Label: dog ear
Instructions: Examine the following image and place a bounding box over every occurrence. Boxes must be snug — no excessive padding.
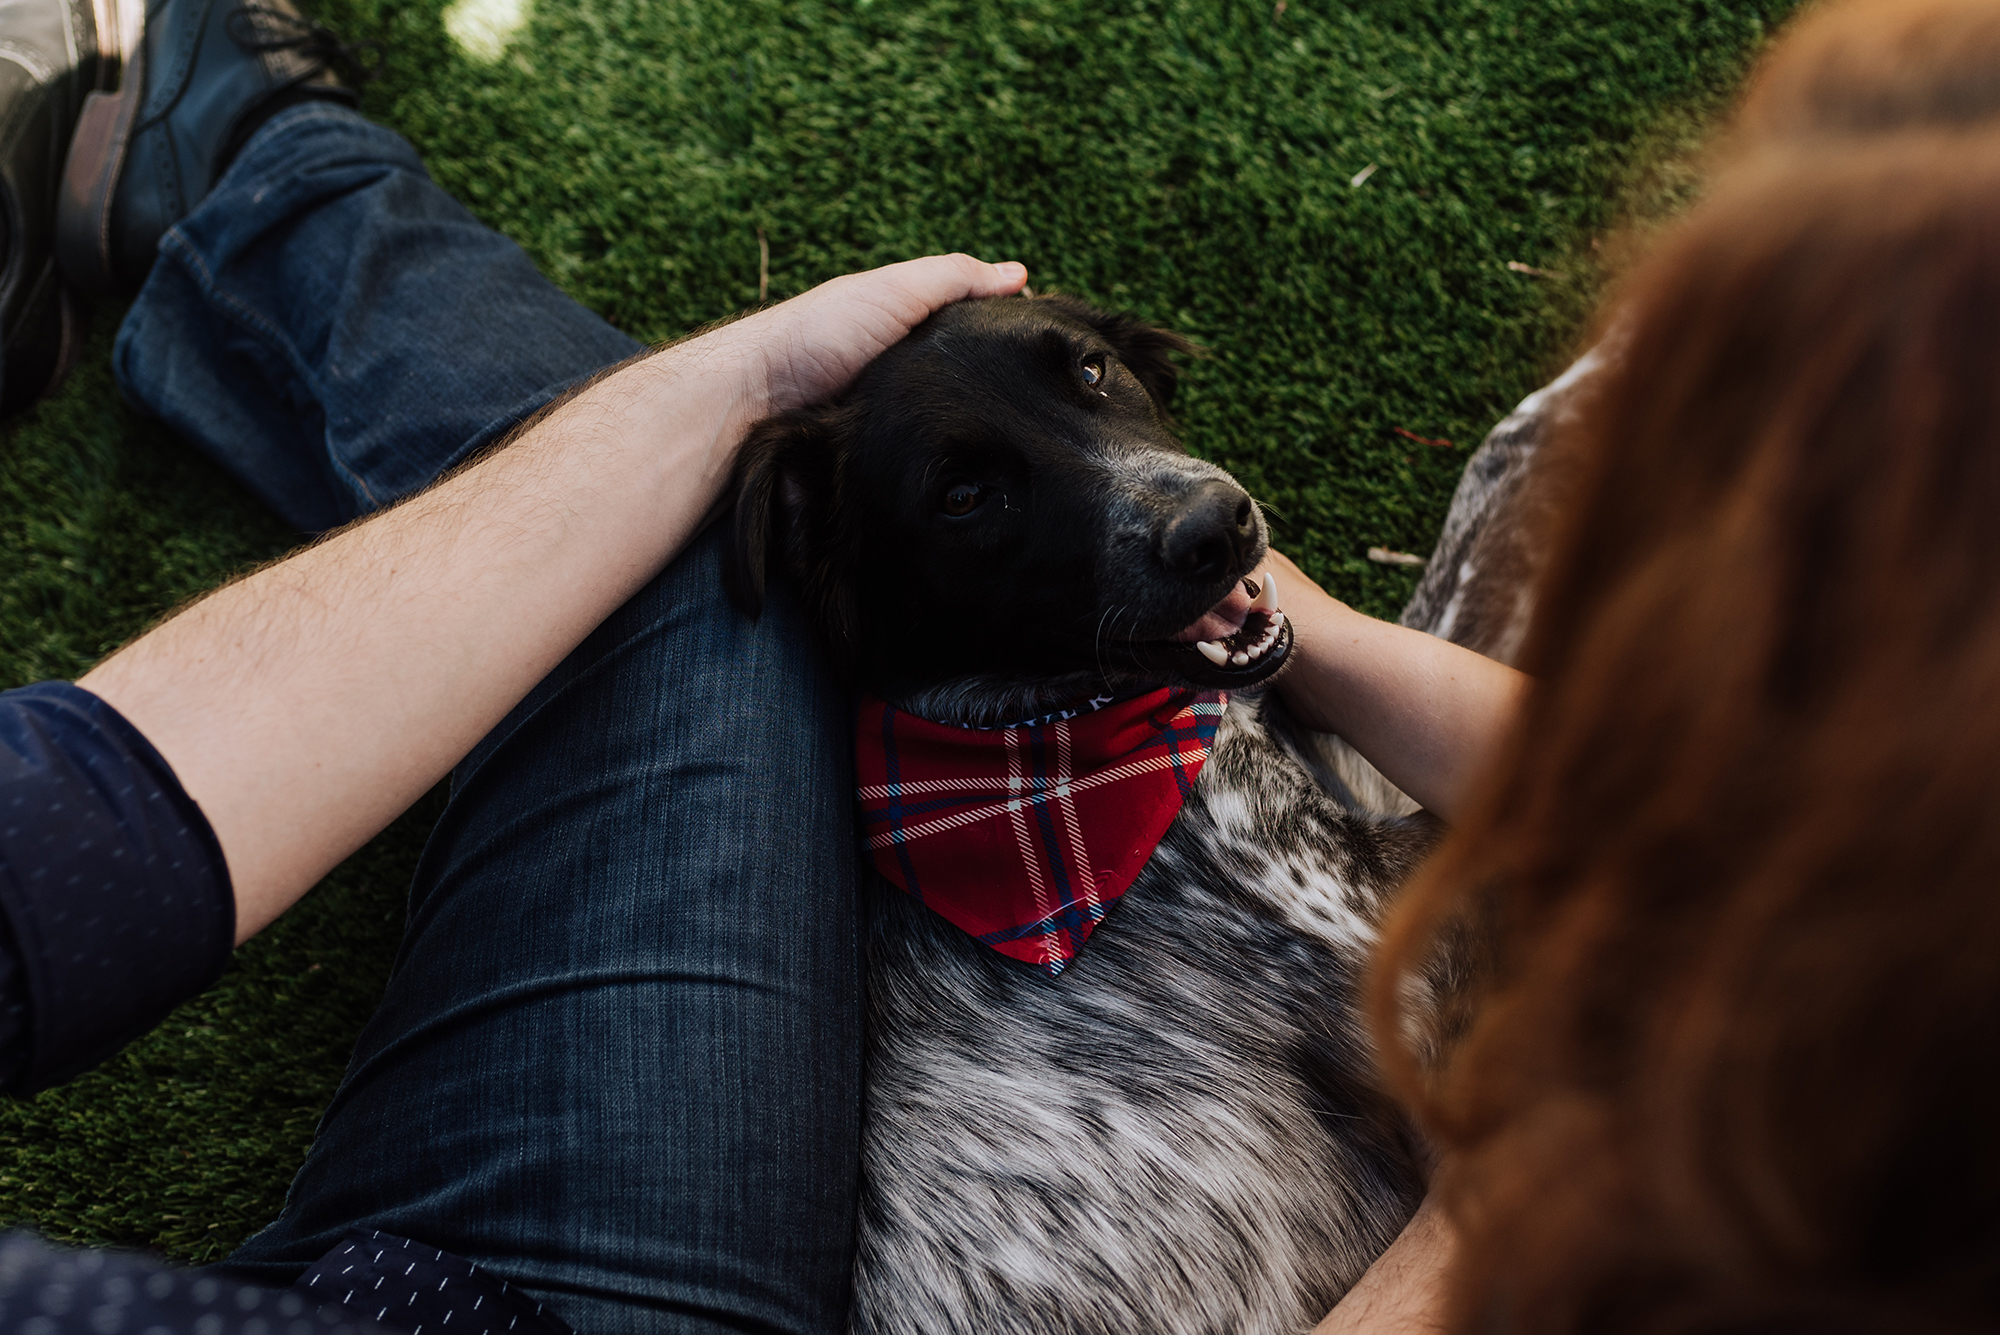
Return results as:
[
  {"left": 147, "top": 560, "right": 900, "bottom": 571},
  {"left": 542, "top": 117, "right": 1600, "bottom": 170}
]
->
[
  {"left": 721, "top": 408, "right": 864, "bottom": 681},
  {"left": 1040, "top": 294, "right": 1198, "bottom": 409},
  {"left": 722, "top": 410, "right": 826, "bottom": 620}
]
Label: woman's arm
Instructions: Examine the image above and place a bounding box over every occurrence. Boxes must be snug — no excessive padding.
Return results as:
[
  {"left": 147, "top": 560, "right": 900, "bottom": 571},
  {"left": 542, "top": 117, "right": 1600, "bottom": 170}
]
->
[
  {"left": 1314, "top": 1194, "right": 1456, "bottom": 1334},
  {"left": 1270, "top": 561, "right": 1495, "bottom": 1325},
  {"left": 79, "top": 255, "right": 1027, "bottom": 945},
  {"left": 1264, "top": 550, "right": 1528, "bottom": 823}
]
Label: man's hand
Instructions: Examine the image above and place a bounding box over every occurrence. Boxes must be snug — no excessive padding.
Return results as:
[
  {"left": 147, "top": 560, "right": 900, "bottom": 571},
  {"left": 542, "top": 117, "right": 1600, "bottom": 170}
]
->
[
  {"left": 728, "top": 254, "right": 1028, "bottom": 414},
  {"left": 80, "top": 255, "right": 1028, "bottom": 944}
]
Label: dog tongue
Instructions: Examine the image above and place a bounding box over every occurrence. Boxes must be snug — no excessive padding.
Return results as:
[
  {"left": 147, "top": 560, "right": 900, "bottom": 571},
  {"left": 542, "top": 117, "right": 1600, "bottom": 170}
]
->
[{"left": 1173, "top": 579, "right": 1255, "bottom": 644}]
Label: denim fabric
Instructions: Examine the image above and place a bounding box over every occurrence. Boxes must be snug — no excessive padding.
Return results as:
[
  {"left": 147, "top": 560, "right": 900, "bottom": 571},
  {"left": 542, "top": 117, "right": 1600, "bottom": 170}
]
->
[
  {"left": 116, "top": 103, "right": 864, "bottom": 1335},
  {"left": 116, "top": 102, "right": 644, "bottom": 533}
]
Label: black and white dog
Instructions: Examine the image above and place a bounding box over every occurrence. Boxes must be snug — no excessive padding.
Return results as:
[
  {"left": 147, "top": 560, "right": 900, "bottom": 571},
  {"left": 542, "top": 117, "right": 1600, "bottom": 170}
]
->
[{"left": 724, "top": 294, "right": 1547, "bottom": 1335}]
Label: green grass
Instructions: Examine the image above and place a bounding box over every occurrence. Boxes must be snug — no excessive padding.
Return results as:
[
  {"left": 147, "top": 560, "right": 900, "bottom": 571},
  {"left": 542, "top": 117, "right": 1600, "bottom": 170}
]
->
[{"left": 0, "top": 0, "right": 1796, "bottom": 1263}]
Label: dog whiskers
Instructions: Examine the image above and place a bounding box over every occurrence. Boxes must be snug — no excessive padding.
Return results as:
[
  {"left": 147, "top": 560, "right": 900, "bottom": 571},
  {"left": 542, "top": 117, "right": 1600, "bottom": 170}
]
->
[
  {"left": 1120, "top": 604, "right": 1148, "bottom": 675},
  {"left": 1094, "top": 603, "right": 1125, "bottom": 685}
]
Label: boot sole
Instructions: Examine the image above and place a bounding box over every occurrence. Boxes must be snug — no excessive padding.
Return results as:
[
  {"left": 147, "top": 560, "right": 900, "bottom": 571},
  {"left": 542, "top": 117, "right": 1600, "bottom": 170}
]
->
[
  {"left": 55, "top": 41, "right": 146, "bottom": 298},
  {"left": 1, "top": 272, "right": 82, "bottom": 420}
]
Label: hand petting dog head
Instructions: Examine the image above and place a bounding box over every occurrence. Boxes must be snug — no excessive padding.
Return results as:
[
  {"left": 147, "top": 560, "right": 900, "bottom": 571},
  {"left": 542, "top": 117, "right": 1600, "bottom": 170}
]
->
[{"left": 725, "top": 293, "right": 1290, "bottom": 721}]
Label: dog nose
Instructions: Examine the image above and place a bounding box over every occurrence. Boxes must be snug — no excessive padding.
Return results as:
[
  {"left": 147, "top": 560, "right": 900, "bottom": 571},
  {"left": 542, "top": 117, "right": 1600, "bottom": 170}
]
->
[{"left": 1158, "top": 479, "right": 1257, "bottom": 581}]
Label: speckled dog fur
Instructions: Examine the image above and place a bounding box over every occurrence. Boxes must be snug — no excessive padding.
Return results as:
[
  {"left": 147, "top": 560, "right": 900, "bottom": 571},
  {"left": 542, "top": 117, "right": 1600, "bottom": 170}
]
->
[{"left": 854, "top": 693, "right": 1437, "bottom": 1335}]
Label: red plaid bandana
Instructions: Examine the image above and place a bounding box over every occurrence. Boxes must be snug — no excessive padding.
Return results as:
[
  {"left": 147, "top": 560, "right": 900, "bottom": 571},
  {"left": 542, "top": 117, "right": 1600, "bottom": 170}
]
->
[{"left": 855, "top": 688, "right": 1226, "bottom": 976}]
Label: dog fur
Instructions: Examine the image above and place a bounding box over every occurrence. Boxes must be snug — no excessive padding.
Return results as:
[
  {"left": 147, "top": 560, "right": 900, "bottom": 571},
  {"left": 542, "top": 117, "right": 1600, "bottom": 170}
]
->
[{"left": 724, "top": 293, "right": 1533, "bottom": 1335}]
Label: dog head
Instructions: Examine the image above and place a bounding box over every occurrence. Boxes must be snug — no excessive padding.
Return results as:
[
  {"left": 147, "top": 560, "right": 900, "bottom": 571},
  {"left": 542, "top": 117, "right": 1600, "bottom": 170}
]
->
[{"left": 723, "top": 293, "right": 1293, "bottom": 723}]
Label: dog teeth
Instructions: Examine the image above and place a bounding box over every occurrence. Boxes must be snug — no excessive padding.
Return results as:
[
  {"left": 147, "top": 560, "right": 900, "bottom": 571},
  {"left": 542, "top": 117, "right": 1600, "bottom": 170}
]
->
[
  {"left": 1250, "top": 571, "right": 1280, "bottom": 612},
  {"left": 1192, "top": 602, "right": 1290, "bottom": 672},
  {"left": 1242, "top": 620, "right": 1284, "bottom": 662}
]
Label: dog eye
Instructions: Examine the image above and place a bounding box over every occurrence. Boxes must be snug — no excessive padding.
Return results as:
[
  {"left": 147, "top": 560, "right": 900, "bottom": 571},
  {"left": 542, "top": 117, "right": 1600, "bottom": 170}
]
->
[
  {"left": 1080, "top": 357, "right": 1106, "bottom": 388},
  {"left": 941, "top": 483, "right": 985, "bottom": 517}
]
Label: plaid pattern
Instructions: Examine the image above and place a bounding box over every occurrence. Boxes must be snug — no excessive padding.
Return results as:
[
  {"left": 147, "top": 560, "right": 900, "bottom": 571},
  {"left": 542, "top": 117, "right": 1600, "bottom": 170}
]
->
[{"left": 855, "top": 688, "right": 1226, "bottom": 976}]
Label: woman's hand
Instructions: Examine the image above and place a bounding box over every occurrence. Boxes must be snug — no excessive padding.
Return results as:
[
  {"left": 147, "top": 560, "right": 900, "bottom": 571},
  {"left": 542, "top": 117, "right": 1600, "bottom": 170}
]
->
[
  {"left": 1260, "top": 549, "right": 1359, "bottom": 734},
  {"left": 1258, "top": 548, "right": 1529, "bottom": 823}
]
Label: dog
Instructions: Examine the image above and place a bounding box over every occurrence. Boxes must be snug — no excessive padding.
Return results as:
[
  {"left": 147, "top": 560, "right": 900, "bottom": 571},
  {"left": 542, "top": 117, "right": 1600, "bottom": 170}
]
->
[{"left": 724, "top": 294, "right": 1460, "bottom": 1335}]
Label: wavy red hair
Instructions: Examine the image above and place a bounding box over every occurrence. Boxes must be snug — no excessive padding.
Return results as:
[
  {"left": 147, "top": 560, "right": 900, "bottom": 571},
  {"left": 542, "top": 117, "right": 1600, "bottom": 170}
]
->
[{"left": 1370, "top": 17, "right": 2000, "bottom": 1328}]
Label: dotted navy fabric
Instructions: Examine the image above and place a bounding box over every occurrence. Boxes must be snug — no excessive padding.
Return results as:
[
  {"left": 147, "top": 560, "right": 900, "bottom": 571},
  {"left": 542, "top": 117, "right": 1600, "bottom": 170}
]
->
[
  {"left": 0, "top": 683, "right": 234, "bottom": 1094},
  {"left": 0, "top": 1232, "right": 389, "bottom": 1335},
  {"left": 0, "top": 1229, "right": 572, "bottom": 1335},
  {"left": 294, "top": 1233, "right": 570, "bottom": 1335}
]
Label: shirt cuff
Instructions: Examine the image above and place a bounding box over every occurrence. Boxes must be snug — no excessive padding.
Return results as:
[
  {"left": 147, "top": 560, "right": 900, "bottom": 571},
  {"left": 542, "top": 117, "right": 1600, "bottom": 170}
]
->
[{"left": 0, "top": 682, "right": 235, "bottom": 1093}]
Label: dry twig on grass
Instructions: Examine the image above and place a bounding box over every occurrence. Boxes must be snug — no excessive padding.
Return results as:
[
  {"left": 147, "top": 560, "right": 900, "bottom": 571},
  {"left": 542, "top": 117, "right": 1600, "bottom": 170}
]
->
[{"left": 1368, "top": 547, "right": 1427, "bottom": 568}]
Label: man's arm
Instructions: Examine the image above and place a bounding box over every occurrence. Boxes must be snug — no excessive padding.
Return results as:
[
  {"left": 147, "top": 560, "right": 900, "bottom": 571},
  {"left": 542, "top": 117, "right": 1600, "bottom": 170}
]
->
[
  {"left": 1263, "top": 550, "right": 1528, "bottom": 823},
  {"left": 79, "top": 254, "right": 1028, "bottom": 945}
]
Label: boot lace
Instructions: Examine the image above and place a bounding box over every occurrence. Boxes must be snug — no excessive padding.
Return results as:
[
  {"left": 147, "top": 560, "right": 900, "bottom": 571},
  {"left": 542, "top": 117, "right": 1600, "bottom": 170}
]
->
[{"left": 224, "top": 5, "right": 383, "bottom": 85}]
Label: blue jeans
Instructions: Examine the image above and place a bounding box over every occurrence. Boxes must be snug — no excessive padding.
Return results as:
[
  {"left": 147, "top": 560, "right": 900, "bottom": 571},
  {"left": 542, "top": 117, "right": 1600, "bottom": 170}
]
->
[{"left": 117, "top": 103, "right": 864, "bottom": 1335}]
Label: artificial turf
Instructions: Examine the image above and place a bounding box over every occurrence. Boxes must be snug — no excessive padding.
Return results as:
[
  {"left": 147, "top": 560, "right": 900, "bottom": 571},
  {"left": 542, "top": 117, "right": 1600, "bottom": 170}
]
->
[{"left": 1, "top": 0, "right": 1798, "bottom": 1264}]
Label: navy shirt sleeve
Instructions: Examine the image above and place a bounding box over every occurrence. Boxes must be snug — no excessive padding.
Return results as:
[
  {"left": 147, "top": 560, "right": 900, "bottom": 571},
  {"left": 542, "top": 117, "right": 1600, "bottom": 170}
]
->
[
  {"left": 0, "top": 681, "right": 234, "bottom": 1094},
  {"left": 0, "top": 1228, "right": 572, "bottom": 1335},
  {"left": 0, "top": 1233, "right": 393, "bottom": 1335}
]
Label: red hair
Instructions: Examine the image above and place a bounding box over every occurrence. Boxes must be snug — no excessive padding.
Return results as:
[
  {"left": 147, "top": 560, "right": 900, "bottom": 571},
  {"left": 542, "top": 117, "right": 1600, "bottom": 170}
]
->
[
  {"left": 1370, "top": 67, "right": 2000, "bottom": 1335},
  {"left": 1732, "top": 0, "right": 2000, "bottom": 145}
]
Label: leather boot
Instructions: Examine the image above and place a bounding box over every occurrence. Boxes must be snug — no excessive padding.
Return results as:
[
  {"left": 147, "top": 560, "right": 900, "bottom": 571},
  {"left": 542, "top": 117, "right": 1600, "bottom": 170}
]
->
[
  {"left": 0, "top": 0, "right": 133, "bottom": 415},
  {"left": 56, "top": 0, "right": 363, "bottom": 298}
]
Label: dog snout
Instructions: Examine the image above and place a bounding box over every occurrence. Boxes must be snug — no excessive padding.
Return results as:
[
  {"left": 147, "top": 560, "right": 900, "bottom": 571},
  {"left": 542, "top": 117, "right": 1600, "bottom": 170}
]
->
[{"left": 1157, "top": 479, "right": 1257, "bottom": 582}]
